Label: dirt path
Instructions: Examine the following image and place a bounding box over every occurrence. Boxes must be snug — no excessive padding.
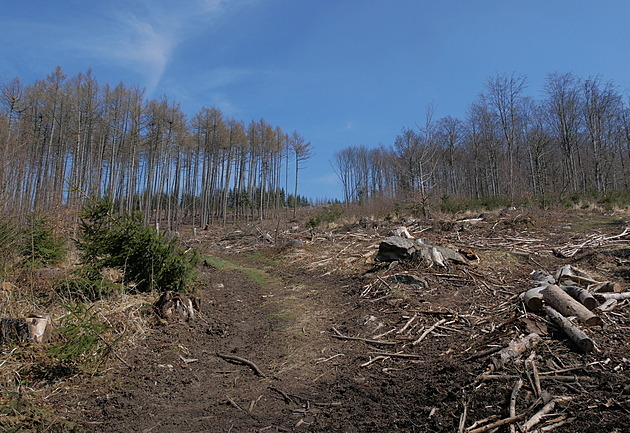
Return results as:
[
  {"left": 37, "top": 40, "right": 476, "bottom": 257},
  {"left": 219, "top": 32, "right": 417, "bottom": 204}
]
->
[{"left": 57, "top": 252, "right": 362, "bottom": 432}]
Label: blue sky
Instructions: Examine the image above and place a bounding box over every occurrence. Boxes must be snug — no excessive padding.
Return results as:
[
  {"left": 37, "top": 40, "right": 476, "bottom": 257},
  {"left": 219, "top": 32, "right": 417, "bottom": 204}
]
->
[{"left": 1, "top": 0, "right": 629, "bottom": 200}]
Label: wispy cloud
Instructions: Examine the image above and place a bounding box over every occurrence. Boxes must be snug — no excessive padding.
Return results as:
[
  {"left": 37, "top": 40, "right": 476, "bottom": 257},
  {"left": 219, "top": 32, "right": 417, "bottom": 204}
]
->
[
  {"left": 312, "top": 172, "right": 340, "bottom": 185},
  {"left": 81, "top": 0, "right": 253, "bottom": 93}
]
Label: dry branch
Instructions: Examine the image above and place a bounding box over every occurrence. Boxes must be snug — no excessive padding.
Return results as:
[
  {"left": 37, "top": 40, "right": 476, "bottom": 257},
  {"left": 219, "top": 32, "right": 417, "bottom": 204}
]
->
[
  {"left": 509, "top": 379, "right": 523, "bottom": 433},
  {"left": 552, "top": 226, "right": 629, "bottom": 257},
  {"left": 331, "top": 327, "right": 397, "bottom": 346},
  {"left": 467, "top": 414, "right": 525, "bottom": 433},
  {"left": 368, "top": 351, "right": 423, "bottom": 359},
  {"left": 522, "top": 398, "right": 570, "bottom": 431},
  {"left": 412, "top": 318, "right": 447, "bottom": 346},
  {"left": 593, "top": 292, "right": 630, "bottom": 301},
  {"left": 595, "top": 298, "right": 618, "bottom": 312}
]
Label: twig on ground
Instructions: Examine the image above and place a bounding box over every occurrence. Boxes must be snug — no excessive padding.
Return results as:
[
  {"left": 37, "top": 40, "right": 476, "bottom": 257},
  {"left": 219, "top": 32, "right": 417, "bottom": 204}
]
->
[
  {"left": 331, "top": 327, "right": 397, "bottom": 346},
  {"left": 509, "top": 379, "right": 523, "bottom": 433},
  {"left": 467, "top": 414, "right": 525, "bottom": 433},
  {"left": 216, "top": 353, "right": 266, "bottom": 377},
  {"left": 458, "top": 401, "right": 468, "bottom": 433},
  {"left": 412, "top": 318, "right": 447, "bottom": 346}
]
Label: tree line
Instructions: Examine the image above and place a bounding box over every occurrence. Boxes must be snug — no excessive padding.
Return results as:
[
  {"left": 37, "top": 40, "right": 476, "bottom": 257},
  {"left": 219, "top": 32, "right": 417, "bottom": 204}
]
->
[
  {"left": 333, "top": 73, "right": 630, "bottom": 206},
  {"left": 0, "top": 67, "right": 312, "bottom": 228}
]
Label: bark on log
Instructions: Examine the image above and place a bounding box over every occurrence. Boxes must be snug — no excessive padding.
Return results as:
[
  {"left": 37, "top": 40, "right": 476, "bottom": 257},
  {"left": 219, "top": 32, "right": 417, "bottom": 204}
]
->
[
  {"left": 561, "top": 285, "right": 598, "bottom": 310},
  {"left": 591, "top": 281, "right": 622, "bottom": 293},
  {"left": 523, "top": 285, "right": 547, "bottom": 311},
  {"left": 595, "top": 298, "right": 617, "bottom": 312},
  {"left": 543, "top": 306, "right": 594, "bottom": 353},
  {"left": 531, "top": 270, "right": 555, "bottom": 285},
  {"left": 492, "top": 333, "right": 541, "bottom": 369},
  {"left": 543, "top": 284, "right": 603, "bottom": 327}
]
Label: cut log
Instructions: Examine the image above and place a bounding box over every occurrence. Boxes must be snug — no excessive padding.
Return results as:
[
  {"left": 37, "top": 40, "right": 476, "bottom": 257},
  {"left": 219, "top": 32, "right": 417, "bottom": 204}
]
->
[
  {"left": 561, "top": 285, "right": 598, "bottom": 310},
  {"left": 523, "top": 285, "right": 547, "bottom": 311},
  {"left": 492, "top": 333, "right": 541, "bottom": 369},
  {"left": 543, "top": 284, "right": 603, "bottom": 327},
  {"left": 591, "top": 282, "right": 622, "bottom": 293},
  {"left": 543, "top": 306, "right": 594, "bottom": 353}
]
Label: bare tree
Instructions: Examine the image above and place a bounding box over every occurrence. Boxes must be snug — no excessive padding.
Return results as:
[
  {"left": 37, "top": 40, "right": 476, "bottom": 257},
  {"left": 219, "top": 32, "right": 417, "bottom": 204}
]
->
[
  {"left": 289, "top": 131, "right": 312, "bottom": 217},
  {"left": 544, "top": 72, "right": 583, "bottom": 193},
  {"left": 485, "top": 73, "right": 527, "bottom": 200}
]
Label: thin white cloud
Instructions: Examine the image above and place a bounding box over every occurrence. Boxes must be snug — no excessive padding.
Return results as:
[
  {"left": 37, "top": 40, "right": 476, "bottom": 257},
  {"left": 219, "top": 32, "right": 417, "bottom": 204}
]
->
[
  {"left": 202, "top": 67, "right": 252, "bottom": 89},
  {"left": 81, "top": 0, "right": 255, "bottom": 94},
  {"left": 312, "top": 172, "right": 340, "bottom": 185},
  {"left": 100, "top": 12, "right": 175, "bottom": 92}
]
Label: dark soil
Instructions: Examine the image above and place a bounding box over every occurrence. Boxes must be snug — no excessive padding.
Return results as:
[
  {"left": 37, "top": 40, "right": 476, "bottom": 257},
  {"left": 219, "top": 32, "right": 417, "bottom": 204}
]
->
[{"left": 44, "top": 208, "right": 630, "bottom": 432}]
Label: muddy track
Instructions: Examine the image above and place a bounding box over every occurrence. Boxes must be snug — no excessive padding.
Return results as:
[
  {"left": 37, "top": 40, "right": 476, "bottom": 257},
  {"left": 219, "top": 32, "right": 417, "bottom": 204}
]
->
[{"left": 57, "top": 252, "right": 363, "bottom": 432}]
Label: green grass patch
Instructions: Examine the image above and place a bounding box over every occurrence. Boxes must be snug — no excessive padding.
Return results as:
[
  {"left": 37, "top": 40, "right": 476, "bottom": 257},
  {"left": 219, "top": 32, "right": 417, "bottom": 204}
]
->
[
  {"left": 203, "top": 255, "right": 270, "bottom": 285},
  {"left": 246, "top": 250, "right": 281, "bottom": 266}
]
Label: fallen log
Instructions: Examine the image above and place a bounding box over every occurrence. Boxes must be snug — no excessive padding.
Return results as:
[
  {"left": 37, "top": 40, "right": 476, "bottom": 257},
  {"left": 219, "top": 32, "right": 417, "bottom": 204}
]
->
[
  {"left": 543, "top": 284, "right": 603, "bottom": 327},
  {"left": 561, "top": 285, "right": 598, "bottom": 310},
  {"left": 492, "top": 333, "right": 540, "bottom": 370},
  {"left": 543, "top": 306, "right": 594, "bottom": 353},
  {"left": 593, "top": 292, "right": 630, "bottom": 301}
]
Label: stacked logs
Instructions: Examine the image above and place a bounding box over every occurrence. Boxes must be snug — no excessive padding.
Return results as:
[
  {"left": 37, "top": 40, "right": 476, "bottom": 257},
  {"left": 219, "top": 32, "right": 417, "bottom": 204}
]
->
[{"left": 522, "top": 265, "right": 627, "bottom": 352}]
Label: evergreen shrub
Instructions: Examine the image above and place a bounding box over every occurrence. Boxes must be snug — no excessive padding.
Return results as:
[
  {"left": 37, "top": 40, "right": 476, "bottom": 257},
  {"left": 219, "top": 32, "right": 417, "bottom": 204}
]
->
[{"left": 77, "top": 198, "right": 199, "bottom": 293}]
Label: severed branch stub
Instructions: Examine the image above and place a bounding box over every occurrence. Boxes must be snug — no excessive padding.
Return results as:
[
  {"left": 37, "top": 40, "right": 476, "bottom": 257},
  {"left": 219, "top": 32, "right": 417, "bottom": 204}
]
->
[{"left": 216, "top": 353, "right": 266, "bottom": 377}]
